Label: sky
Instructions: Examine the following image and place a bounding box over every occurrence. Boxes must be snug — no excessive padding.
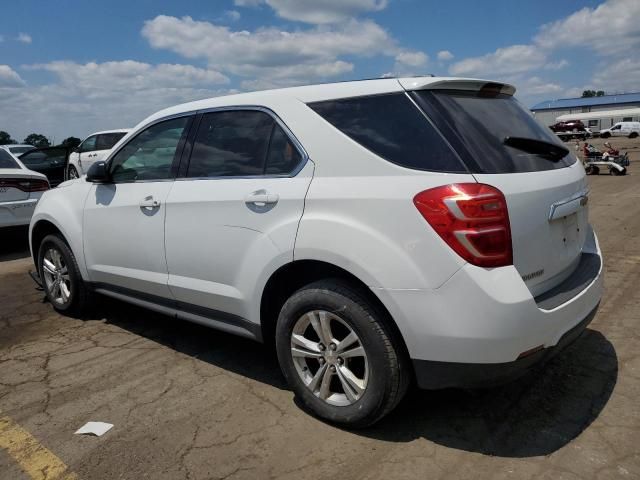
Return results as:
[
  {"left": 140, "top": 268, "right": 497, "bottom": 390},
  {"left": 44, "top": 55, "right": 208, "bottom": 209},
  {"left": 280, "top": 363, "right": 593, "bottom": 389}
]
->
[{"left": 1, "top": 0, "right": 639, "bottom": 143}]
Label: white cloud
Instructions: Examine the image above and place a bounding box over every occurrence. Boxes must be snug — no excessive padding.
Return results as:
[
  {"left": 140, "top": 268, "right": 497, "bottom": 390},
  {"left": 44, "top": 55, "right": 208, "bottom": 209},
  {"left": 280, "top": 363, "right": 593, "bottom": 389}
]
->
[
  {"left": 0, "top": 65, "right": 26, "bottom": 87},
  {"left": 0, "top": 61, "right": 233, "bottom": 142},
  {"left": 437, "top": 50, "right": 454, "bottom": 61},
  {"left": 592, "top": 58, "right": 640, "bottom": 92},
  {"left": 223, "top": 10, "right": 241, "bottom": 22},
  {"left": 535, "top": 0, "right": 640, "bottom": 54},
  {"left": 449, "top": 44, "right": 547, "bottom": 76},
  {"left": 142, "top": 15, "right": 426, "bottom": 85},
  {"left": 16, "top": 33, "right": 32, "bottom": 44},
  {"left": 543, "top": 59, "right": 569, "bottom": 70},
  {"left": 269, "top": 0, "right": 387, "bottom": 24},
  {"left": 395, "top": 51, "right": 427, "bottom": 67},
  {"left": 234, "top": 0, "right": 263, "bottom": 6}
]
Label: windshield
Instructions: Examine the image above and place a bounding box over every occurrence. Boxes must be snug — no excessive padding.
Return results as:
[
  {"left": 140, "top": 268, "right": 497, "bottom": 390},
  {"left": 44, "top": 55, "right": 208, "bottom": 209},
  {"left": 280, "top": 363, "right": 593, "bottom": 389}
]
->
[
  {"left": 412, "top": 90, "right": 577, "bottom": 174},
  {"left": 0, "top": 149, "right": 20, "bottom": 169}
]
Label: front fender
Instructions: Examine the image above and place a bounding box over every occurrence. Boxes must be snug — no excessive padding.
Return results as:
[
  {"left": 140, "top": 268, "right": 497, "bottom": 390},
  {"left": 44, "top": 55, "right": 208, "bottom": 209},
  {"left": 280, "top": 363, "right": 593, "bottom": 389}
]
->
[{"left": 29, "top": 181, "right": 92, "bottom": 280}]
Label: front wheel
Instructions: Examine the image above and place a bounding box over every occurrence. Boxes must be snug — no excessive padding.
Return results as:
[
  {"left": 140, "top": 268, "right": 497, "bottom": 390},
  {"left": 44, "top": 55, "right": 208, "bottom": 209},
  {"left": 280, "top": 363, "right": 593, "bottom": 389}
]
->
[
  {"left": 276, "top": 280, "right": 410, "bottom": 428},
  {"left": 38, "top": 234, "right": 91, "bottom": 315},
  {"left": 610, "top": 167, "right": 626, "bottom": 176},
  {"left": 585, "top": 165, "right": 600, "bottom": 175},
  {"left": 629, "top": 132, "right": 638, "bottom": 139},
  {"left": 601, "top": 132, "right": 611, "bottom": 138},
  {"left": 67, "top": 165, "right": 79, "bottom": 180}
]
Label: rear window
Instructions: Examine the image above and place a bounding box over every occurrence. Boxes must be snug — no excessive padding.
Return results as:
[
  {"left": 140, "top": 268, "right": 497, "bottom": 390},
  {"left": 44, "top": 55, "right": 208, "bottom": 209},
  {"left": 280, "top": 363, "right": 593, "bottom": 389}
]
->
[
  {"left": 412, "top": 90, "right": 577, "bottom": 173},
  {"left": 9, "top": 146, "right": 34, "bottom": 155},
  {"left": 308, "top": 93, "right": 466, "bottom": 173},
  {"left": 0, "top": 149, "right": 19, "bottom": 169}
]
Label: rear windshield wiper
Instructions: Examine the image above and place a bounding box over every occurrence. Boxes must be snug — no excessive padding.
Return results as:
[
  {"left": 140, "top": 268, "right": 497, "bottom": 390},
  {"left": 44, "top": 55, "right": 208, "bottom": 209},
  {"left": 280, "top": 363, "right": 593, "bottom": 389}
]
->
[{"left": 503, "top": 136, "right": 569, "bottom": 161}]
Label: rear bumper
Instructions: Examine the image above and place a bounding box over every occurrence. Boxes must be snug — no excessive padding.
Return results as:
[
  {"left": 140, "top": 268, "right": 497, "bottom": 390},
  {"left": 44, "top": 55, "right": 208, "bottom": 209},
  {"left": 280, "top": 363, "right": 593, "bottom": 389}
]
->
[
  {"left": 0, "top": 198, "right": 38, "bottom": 228},
  {"left": 412, "top": 302, "right": 598, "bottom": 389},
  {"left": 374, "top": 225, "right": 604, "bottom": 381}
]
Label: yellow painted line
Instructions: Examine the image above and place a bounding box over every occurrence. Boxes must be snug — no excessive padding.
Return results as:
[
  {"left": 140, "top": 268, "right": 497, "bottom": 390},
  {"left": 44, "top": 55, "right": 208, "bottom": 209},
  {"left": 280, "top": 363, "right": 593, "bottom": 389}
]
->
[{"left": 0, "top": 413, "right": 78, "bottom": 480}]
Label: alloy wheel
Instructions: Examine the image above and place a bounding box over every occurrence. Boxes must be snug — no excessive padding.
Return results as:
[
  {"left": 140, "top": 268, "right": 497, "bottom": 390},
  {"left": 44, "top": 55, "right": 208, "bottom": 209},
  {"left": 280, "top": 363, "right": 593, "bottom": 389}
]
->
[
  {"left": 290, "top": 310, "right": 369, "bottom": 406},
  {"left": 42, "top": 247, "right": 71, "bottom": 305}
]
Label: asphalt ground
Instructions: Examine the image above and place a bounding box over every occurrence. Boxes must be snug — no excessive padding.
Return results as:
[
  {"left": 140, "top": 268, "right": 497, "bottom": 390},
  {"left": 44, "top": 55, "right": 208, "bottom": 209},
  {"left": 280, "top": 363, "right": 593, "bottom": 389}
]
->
[{"left": 1, "top": 138, "right": 639, "bottom": 479}]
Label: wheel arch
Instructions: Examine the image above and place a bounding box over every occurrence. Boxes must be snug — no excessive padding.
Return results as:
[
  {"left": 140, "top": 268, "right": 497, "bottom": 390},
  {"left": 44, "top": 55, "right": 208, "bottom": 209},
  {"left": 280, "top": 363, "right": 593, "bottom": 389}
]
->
[
  {"left": 259, "top": 259, "right": 412, "bottom": 365},
  {"left": 30, "top": 219, "right": 66, "bottom": 267}
]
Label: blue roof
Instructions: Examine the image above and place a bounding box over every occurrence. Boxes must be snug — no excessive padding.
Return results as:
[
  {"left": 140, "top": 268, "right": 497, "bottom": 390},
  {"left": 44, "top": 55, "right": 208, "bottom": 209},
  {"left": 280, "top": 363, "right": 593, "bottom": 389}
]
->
[{"left": 530, "top": 92, "right": 640, "bottom": 111}]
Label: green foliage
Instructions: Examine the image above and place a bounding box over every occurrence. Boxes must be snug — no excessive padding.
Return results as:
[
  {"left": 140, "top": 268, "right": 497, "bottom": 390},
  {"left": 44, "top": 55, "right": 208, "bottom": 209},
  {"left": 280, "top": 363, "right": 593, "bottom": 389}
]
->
[
  {"left": 582, "top": 90, "right": 606, "bottom": 98},
  {"left": 23, "top": 133, "right": 51, "bottom": 148},
  {"left": 0, "top": 131, "right": 17, "bottom": 145},
  {"left": 61, "top": 136, "right": 82, "bottom": 149}
]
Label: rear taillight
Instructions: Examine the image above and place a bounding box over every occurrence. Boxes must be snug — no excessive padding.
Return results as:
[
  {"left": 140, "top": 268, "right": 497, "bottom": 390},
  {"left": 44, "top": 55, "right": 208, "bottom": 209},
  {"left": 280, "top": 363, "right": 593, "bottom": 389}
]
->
[
  {"left": 0, "top": 178, "right": 50, "bottom": 192},
  {"left": 413, "top": 183, "right": 512, "bottom": 268}
]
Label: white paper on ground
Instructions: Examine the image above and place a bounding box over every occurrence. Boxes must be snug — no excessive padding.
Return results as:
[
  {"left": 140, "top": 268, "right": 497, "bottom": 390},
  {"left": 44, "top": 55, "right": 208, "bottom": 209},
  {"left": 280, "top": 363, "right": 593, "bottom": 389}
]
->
[{"left": 74, "top": 421, "right": 113, "bottom": 437}]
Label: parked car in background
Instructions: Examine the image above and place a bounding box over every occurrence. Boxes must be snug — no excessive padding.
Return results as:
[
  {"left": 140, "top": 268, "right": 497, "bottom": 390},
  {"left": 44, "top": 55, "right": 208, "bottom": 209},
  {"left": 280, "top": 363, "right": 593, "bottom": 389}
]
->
[
  {"left": 599, "top": 121, "right": 640, "bottom": 138},
  {"left": 0, "top": 148, "right": 49, "bottom": 228},
  {"left": 18, "top": 146, "right": 69, "bottom": 187},
  {"left": 550, "top": 120, "right": 586, "bottom": 133},
  {"left": 67, "top": 129, "right": 130, "bottom": 179},
  {"left": 2, "top": 144, "right": 35, "bottom": 156},
  {"left": 30, "top": 77, "right": 602, "bottom": 427}
]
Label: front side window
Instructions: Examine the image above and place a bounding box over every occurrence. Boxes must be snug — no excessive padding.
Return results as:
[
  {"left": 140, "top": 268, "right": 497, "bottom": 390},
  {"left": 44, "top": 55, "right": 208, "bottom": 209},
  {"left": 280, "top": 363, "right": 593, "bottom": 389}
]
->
[
  {"left": 309, "top": 93, "right": 465, "bottom": 173},
  {"left": 109, "top": 117, "right": 190, "bottom": 182},
  {"left": 80, "top": 135, "right": 97, "bottom": 153},
  {"left": 187, "top": 110, "right": 302, "bottom": 178},
  {"left": 96, "top": 132, "right": 127, "bottom": 151}
]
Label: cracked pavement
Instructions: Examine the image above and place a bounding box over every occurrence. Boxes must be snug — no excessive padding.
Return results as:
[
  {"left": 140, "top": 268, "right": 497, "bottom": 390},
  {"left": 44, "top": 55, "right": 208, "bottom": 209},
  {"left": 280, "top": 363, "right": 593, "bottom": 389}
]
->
[{"left": 1, "top": 137, "right": 639, "bottom": 479}]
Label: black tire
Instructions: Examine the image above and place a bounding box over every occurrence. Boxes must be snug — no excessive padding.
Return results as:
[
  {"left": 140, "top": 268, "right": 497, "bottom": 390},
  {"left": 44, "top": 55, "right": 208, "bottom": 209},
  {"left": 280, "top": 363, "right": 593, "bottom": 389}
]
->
[
  {"left": 601, "top": 132, "right": 611, "bottom": 138},
  {"left": 67, "top": 165, "right": 79, "bottom": 180},
  {"left": 610, "top": 167, "right": 626, "bottom": 176},
  {"left": 38, "top": 234, "right": 91, "bottom": 315},
  {"left": 585, "top": 165, "right": 599, "bottom": 175},
  {"left": 629, "top": 132, "right": 638, "bottom": 139},
  {"left": 275, "top": 279, "right": 410, "bottom": 428}
]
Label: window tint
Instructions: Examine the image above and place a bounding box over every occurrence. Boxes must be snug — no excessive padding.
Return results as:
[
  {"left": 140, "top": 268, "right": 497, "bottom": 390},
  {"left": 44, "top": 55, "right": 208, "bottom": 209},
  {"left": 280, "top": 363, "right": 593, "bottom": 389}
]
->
[
  {"left": 588, "top": 120, "right": 598, "bottom": 127},
  {"left": 622, "top": 117, "right": 633, "bottom": 122},
  {"left": 309, "top": 93, "right": 465, "bottom": 173},
  {"left": 96, "top": 132, "right": 127, "bottom": 151},
  {"left": 188, "top": 111, "right": 275, "bottom": 178},
  {"left": 413, "top": 90, "right": 578, "bottom": 173},
  {"left": 9, "top": 146, "right": 34, "bottom": 155},
  {"left": 80, "top": 135, "right": 97, "bottom": 153},
  {"left": 0, "top": 149, "right": 19, "bottom": 169},
  {"left": 109, "top": 117, "right": 190, "bottom": 182},
  {"left": 265, "top": 124, "right": 302, "bottom": 174},
  {"left": 20, "top": 148, "right": 66, "bottom": 168}
]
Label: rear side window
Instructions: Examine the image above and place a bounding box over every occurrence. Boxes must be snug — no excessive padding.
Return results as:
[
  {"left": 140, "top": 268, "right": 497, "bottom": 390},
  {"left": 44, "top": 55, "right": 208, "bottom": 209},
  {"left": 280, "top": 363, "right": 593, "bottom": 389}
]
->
[
  {"left": 187, "top": 110, "right": 303, "bottom": 178},
  {"left": 0, "top": 149, "right": 19, "bottom": 169},
  {"left": 413, "top": 90, "right": 577, "bottom": 173},
  {"left": 308, "top": 93, "right": 466, "bottom": 173},
  {"left": 96, "top": 132, "right": 127, "bottom": 150}
]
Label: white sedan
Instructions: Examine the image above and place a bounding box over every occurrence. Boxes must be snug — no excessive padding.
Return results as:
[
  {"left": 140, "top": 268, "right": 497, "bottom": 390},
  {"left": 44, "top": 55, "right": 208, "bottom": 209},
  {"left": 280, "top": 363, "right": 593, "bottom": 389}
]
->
[{"left": 0, "top": 148, "right": 49, "bottom": 228}]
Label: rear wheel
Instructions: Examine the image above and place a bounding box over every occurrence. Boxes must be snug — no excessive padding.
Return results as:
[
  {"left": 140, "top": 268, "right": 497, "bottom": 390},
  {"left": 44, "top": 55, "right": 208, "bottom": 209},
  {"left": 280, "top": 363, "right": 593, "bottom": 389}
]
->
[
  {"left": 585, "top": 165, "right": 599, "bottom": 175},
  {"left": 276, "top": 280, "right": 409, "bottom": 428},
  {"left": 38, "top": 234, "right": 90, "bottom": 315},
  {"left": 67, "top": 165, "right": 79, "bottom": 180}
]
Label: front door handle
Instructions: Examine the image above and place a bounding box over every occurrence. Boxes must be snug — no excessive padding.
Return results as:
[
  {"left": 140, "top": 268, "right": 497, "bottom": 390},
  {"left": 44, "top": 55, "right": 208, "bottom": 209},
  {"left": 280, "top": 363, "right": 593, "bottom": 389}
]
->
[
  {"left": 245, "top": 191, "right": 279, "bottom": 206},
  {"left": 140, "top": 196, "right": 161, "bottom": 209}
]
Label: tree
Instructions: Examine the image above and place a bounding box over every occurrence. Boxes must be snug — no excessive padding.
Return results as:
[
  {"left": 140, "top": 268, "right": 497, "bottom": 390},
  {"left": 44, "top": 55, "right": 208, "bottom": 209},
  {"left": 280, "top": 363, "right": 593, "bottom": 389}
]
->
[
  {"left": 0, "top": 131, "right": 17, "bottom": 145},
  {"left": 61, "top": 136, "right": 82, "bottom": 149},
  {"left": 23, "top": 133, "right": 50, "bottom": 148},
  {"left": 582, "top": 89, "right": 606, "bottom": 98}
]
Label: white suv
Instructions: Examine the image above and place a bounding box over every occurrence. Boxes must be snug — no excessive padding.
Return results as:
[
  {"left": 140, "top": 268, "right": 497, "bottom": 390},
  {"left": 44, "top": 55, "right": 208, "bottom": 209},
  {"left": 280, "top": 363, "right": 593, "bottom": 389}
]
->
[
  {"left": 67, "top": 129, "right": 130, "bottom": 179},
  {"left": 30, "top": 77, "right": 603, "bottom": 427}
]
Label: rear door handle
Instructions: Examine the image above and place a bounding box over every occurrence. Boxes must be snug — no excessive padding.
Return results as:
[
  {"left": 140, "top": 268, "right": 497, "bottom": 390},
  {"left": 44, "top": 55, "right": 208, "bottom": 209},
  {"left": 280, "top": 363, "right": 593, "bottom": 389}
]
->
[
  {"left": 140, "top": 196, "right": 161, "bottom": 208},
  {"left": 245, "top": 191, "right": 279, "bottom": 205}
]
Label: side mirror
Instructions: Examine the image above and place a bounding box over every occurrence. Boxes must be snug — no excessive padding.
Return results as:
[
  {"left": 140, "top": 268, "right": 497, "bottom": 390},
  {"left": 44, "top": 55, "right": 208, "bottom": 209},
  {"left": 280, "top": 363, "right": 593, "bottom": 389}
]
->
[{"left": 86, "top": 161, "right": 110, "bottom": 183}]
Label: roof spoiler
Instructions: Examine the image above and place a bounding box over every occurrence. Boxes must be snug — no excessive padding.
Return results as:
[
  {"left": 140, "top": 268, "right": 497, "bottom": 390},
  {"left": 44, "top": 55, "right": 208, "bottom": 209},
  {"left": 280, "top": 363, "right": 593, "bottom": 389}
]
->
[{"left": 398, "top": 77, "right": 516, "bottom": 96}]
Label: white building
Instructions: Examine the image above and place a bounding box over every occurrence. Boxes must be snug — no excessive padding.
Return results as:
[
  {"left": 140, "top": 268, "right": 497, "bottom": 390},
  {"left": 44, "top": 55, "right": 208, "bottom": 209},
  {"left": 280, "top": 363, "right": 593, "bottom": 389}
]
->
[{"left": 531, "top": 92, "right": 640, "bottom": 131}]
